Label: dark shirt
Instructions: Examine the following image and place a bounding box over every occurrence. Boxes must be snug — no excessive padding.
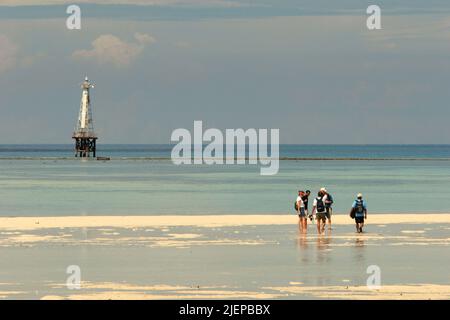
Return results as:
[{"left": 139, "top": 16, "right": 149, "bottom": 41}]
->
[
  {"left": 325, "top": 194, "right": 333, "bottom": 208},
  {"left": 301, "top": 195, "right": 309, "bottom": 210}
]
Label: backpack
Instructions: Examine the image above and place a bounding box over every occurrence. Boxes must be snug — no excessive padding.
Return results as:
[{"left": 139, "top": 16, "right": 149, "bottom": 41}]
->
[
  {"left": 294, "top": 201, "right": 299, "bottom": 211},
  {"left": 316, "top": 197, "right": 325, "bottom": 213},
  {"left": 355, "top": 199, "right": 365, "bottom": 214}
]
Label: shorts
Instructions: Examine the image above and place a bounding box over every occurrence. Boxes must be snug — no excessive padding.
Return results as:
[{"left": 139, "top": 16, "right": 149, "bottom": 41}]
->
[
  {"left": 298, "top": 207, "right": 306, "bottom": 218},
  {"left": 325, "top": 207, "right": 332, "bottom": 219},
  {"left": 316, "top": 212, "right": 327, "bottom": 221},
  {"left": 355, "top": 216, "right": 365, "bottom": 224}
]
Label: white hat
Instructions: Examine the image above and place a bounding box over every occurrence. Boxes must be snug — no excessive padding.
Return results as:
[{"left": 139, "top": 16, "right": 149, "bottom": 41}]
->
[
  {"left": 320, "top": 187, "right": 327, "bottom": 193},
  {"left": 357, "top": 193, "right": 363, "bottom": 198}
]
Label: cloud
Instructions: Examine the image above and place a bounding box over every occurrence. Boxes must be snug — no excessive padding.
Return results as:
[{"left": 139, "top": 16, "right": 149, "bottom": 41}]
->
[
  {"left": 71, "top": 33, "right": 155, "bottom": 67},
  {"left": 133, "top": 32, "right": 155, "bottom": 45},
  {"left": 0, "top": 35, "right": 18, "bottom": 73}
]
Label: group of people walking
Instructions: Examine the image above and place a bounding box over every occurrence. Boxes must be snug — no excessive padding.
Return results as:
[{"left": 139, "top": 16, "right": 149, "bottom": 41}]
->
[{"left": 295, "top": 188, "right": 367, "bottom": 234}]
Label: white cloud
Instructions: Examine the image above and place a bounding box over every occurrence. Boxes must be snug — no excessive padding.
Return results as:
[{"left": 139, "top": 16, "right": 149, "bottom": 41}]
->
[
  {"left": 134, "top": 32, "right": 155, "bottom": 45},
  {"left": 0, "top": 35, "right": 18, "bottom": 73},
  {"left": 72, "top": 33, "right": 155, "bottom": 67}
]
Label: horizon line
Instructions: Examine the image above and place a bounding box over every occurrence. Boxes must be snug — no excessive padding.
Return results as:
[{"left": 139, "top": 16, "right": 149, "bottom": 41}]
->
[{"left": 0, "top": 143, "right": 450, "bottom": 146}]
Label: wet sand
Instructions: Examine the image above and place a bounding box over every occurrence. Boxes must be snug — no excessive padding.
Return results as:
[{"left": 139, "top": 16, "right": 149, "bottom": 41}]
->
[
  {"left": 39, "top": 284, "right": 450, "bottom": 300},
  {"left": 0, "top": 213, "right": 449, "bottom": 300}
]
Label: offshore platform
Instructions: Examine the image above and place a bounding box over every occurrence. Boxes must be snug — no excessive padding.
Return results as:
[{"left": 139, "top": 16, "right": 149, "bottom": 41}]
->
[{"left": 72, "top": 77, "right": 97, "bottom": 157}]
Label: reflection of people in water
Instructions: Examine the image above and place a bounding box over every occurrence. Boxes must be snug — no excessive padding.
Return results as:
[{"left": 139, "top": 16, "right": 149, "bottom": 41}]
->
[
  {"left": 295, "top": 230, "right": 311, "bottom": 264},
  {"left": 352, "top": 237, "right": 366, "bottom": 264},
  {"left": 316, "top": 233, "right": 332, "bottom": 250},
  {"left": 296, "top": 231, "right": 308, "bottom": 250},
  {"left": 355, "top": 237, "right": 365, "bottom": 247},
  {"left": 316, "top": 233, "right": 332, "bottom": 264}
]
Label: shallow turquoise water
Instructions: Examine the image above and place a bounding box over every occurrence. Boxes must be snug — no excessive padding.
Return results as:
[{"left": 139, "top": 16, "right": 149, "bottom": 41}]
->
[{"left": 0, "top": 159, "right": 449, "bottom": 216}]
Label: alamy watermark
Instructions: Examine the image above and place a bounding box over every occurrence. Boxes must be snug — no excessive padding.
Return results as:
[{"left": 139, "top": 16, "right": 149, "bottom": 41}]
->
[
  {"left": 171, "top": 121, "right": 279, "bottom": 175},
  {"left": 366, "top": 264, "right": 381, "bottom": 289},
  {"left": 65, "top": 5, "right": 381, "bottom": 32},
  {"left": 66, "top": 265, "right": 81, "bottom": 290},
  {"left": 367, "top": 5, "right": 382, "bottom": 30},
  {"left": 66, "top": 5, "right": 81, "bottom": 30}
]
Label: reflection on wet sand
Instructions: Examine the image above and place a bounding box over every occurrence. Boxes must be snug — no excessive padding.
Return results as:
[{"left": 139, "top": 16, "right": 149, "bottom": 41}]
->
[
  {"left": 296, "top": 232, "right": 308, "bottom": 250},
  {"left": 316, "top": 234, "right": 332, "bottom": 251},
  {"left": 316, "top": 233, "right": 332, "bottom": 264},
  {"left": 0, "top": 216, "right": 449, "bottom": 299},
  {"left": 315, "top": 234, "right": 332, "bottom": 286},
  {"left": 352, "top": 236, "right": 366, "bottom": 265},
  {"left": 355, "top": 237, "right": 365, "bottom": 248}
]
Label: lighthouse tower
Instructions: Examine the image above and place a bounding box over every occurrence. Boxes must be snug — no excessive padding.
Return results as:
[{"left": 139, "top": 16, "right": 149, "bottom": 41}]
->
[{"left": 72, "top": 77, "right": 97, "bottom": 157}]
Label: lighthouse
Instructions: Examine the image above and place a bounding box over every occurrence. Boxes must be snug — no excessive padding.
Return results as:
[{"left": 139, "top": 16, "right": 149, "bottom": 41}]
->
[{"left": 72, "top": 76, "right": 97, "bottom": 157}]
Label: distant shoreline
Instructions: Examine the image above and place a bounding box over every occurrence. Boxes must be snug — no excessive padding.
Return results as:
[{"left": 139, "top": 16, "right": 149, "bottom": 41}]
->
[{"left": 2, "top": 144, "right": 450, "bottom": 160}]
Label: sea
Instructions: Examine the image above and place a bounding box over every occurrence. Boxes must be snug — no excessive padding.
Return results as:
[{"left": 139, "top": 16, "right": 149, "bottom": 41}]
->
[
  {"left": 0, "top": 144, "right": 449, "bottom": 216},
  {"left": 1, "top": 144, "right": 449, "bottom": 299}
]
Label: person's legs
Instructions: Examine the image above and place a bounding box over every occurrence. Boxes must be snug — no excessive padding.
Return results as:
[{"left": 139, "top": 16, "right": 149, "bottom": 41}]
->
[
  {"left": 316, "top": 214, "right": 324, "bottom": 234},
  {"left": 299, "top": 208, "right": 306, "bottom": 231},
  {"left": 302, "top": 217, "right": 307, "bottom": 231},
  {"left": 317, "top": 213, "right": 326, "bottom": 234},
  {"left": 316, "top": 217, "right": 321, "bottom": 234},
  {"left": 327, "top": 207, "right": 332, "bottom": 230},
  {"left": 321, "top": 218, "right": 326, "bottom": 234},
  {"left": 304, "top": 209, "right": 309, "bottom": 227},
  {"left": 355, "top": 217, "right": 364, "bottom": 233}
]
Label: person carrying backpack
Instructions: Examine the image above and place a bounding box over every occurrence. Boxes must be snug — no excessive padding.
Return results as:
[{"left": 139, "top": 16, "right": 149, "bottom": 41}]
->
[
  {"left": 351, "top": 193, "right": 367, "bottom": 233},
  {"left": 312, "top": 190, "right": 327, "bottom": 234},
  {"left": 321, "top": 187, "right": 334, "bottom": 230}
]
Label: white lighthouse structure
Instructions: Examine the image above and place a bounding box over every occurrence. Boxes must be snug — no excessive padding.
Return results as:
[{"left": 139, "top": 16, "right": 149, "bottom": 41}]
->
[{"left": 72, "top": 76, "right": 97, "bottom": 157}]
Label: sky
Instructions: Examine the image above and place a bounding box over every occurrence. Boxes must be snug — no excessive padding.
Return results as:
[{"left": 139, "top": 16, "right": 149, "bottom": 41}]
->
[{"left": 1, "top": 1, "right": 450, "bottom": 144}]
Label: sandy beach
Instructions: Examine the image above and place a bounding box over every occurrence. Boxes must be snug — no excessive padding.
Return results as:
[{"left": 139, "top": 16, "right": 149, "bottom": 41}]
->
[
  {"left": 1, "top": 213, "right": 449, "bottom": 231},
  {"left": 0, "top": 213, "right": 449, "bottom": 300}
]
